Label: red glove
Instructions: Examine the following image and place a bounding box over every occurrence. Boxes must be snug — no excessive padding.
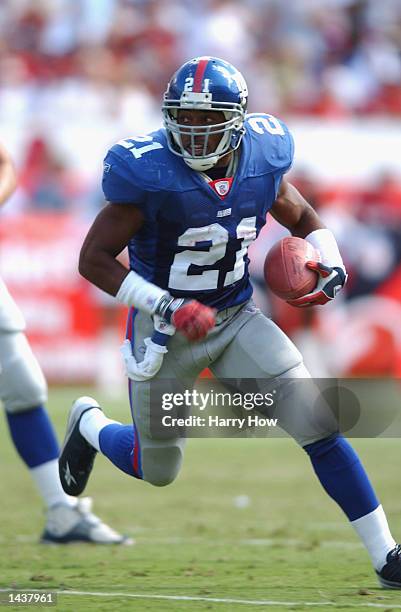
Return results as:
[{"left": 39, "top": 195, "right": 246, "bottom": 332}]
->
[
  {"left": 287, "top": 262, "right": 347, "bottom": 308},
  {"left": 171, "top": 300, "right": 216, "bottom": 341},
  {"left": 155, "top": 295, "right": 216, "bottom": 341}
]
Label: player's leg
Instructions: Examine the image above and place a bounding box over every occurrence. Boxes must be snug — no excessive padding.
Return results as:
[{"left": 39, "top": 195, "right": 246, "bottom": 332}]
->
[
  {"left": 61, "top": 307, "right": 207, "bottom": 490},
  {"left": 0, "top": 331, "right": 66, "bottom": 506},
  {"left": 58, "top": 306, "right": 148, "bottom": 491},
  {"left": 209, "top": 303, "right": 400, "bottom": 586},
  {"left": 0, "top": 329, "right": 127, "bottom": 544}
]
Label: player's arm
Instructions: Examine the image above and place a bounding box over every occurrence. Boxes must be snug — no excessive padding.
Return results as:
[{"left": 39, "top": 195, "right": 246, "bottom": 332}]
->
[
  {"left": 0, "top": 143, "right": 17, "bottom": 206},
  {"left": 269, "top": 177, "right": 347, "bottom": 306},
  {"left": 270, "top": 177, "right": 324, "bottom": 238},
  {"left": 79, "top": 202, "right": 143, "bottom": 296},
  {"left": 79, "top": 202, "right": 215, "bottom": 340}
]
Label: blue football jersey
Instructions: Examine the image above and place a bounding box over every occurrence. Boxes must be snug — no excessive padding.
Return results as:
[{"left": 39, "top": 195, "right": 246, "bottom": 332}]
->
[{"left": 102, "top": 113, "right": 294, "bottom": 310}]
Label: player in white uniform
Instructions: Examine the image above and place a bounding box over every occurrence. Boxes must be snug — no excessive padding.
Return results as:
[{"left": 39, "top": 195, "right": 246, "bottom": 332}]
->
[
  {"left": 59, "top": 57, "right": 401, "bottom": 585},
  {"left": 0, "top": 143, "right": 130, "bottom": 543}
]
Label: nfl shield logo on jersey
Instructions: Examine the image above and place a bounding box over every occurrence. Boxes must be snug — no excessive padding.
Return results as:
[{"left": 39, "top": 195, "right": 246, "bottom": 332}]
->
[
  {"left": 210, "top": 177, "right": 233, "bottom": 199},
  {"left": 215, "top": 180, "right": 230, "bottom": 196}
]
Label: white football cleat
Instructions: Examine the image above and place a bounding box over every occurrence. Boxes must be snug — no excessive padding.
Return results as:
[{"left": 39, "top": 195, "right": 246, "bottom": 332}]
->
[{"left": 41, "top": 497, "right": 133, "bottom": 545}]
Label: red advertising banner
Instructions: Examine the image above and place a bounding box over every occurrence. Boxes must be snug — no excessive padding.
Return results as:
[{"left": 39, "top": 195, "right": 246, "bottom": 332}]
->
[{"left": 0, "top": 213, "right": 104, "bottom": 383}]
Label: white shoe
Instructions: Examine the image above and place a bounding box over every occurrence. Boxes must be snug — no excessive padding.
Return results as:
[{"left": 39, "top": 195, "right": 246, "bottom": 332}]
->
[{"left": 41, "top": 497, "right": 134, "bottom": 545}]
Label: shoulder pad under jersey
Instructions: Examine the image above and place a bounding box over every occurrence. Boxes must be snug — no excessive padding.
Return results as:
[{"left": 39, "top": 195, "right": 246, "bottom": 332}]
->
[
  {"left": 244, "top": 113, "right": 294, "bottom": 176},
  {"left": 102, "top": 128, "right": 186, "bottom": 200}
]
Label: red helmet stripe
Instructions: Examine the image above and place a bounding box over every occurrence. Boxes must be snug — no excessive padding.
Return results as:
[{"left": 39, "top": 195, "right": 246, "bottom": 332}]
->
[{"left": 193, "top": 58, "right": 209, "bottom": 93}]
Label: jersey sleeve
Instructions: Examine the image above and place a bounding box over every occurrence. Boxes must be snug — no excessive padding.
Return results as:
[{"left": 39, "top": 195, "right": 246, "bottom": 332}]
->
[
  {"left": 276, "top": 120, "right": 294, "bottom": 174},
  {"left": 272, "top": 121, "right": 294, "bottom": 198},
  {"left": 262, "top": 115, "right": 294, "bottom": 174},
  {"left": 262, "top": 116, "right": 294, "bottom": 198},
  {"left": 246, "top": 113, "right": 295, "bottom": 184},
  {"left": 102, "top": 149, "right": 147, "bottom": 207}
]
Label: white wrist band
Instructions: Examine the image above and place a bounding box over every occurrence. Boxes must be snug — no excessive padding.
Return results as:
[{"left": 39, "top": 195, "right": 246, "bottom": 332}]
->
[
  {"left": 116, "top": 270, "right": 167, "bottom": 314},
  {"left": 306, "top": 229, "right": 344, "bottom": 269}
]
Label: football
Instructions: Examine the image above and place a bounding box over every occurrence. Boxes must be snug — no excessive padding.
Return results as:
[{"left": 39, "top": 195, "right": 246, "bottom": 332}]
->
[{"left": 264, "top": 236, "right": 320, "bottom": 300}]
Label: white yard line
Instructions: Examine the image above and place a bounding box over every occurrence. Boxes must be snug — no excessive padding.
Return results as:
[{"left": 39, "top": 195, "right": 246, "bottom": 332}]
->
[{"left": 1, "top": 588, "right": 401, "bottom": 608}]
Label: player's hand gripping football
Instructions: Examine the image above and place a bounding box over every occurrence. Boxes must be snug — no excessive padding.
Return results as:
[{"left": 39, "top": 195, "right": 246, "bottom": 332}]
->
[
  {"left": 287, "top": 262, "right": 347, "bottom": 307},
  {"left": 155, "top": 295, "right": 216, "bottom": 341}
]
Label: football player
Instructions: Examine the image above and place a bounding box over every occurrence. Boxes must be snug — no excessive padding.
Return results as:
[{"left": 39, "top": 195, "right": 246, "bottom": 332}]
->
[
  {"left": 60, "top": 57, "right": 401, "bottom": 585},
  {"left": 0, "top": 142, "right": 129, "bottom": 544}
]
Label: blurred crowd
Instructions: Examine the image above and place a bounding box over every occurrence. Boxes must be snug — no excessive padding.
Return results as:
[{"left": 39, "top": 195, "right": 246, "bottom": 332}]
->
[
  {"left": 0, "top": 0, "right": 401, "bottom": 378},
  {"left": 2, "top": 0, "right": 401, "bottom": 120},
  {"left": 1, "top": 0, "right": 401, "bottom": 209}
]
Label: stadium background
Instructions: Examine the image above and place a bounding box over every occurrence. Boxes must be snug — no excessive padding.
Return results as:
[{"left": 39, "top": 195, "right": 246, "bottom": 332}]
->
[{"left": 0, "top": 0, "right": 400, "bottom": 386}]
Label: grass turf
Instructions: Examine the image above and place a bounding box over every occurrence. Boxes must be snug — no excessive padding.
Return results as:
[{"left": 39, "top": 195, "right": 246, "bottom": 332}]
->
[{"left": 1, "top": 386, "right": 401, "bottom": 611}]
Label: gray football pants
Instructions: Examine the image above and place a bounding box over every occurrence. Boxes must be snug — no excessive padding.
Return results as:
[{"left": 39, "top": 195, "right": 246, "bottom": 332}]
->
[
  {"left": 0, "top": 278, "right": 47, "bottom": 413},
  {"left": 128, "top": 301, "right": 337, "bottom": 486},
  {"left": 0, "top": 331, "right": 48, "bottom": 413}
]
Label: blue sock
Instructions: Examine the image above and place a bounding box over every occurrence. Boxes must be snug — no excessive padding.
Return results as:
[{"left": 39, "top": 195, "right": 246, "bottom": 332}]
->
[
  {"left": 6, "top": 406, "right": 59, "bottom": 468},
  {"left": 99, "top": 423, "right": 143, "bottom": 479},
  {"left": 304, "top": 434, "right": 379, "bottom": 521}
]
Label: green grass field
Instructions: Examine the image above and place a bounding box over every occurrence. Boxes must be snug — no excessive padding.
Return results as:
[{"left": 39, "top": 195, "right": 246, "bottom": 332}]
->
[{"left": 1, "top": 387, "right": 401, "bottom": 611}]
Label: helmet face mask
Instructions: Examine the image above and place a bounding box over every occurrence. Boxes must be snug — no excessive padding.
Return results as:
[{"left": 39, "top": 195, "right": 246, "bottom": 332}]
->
[{"left": 162, "top": 57, "right": 248, "bottom": 171}]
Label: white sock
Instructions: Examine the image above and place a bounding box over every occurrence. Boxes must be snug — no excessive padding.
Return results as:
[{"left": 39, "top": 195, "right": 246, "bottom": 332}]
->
[
  {"left": 351, "top": 505, "right": 396, "bottom": 570},
  {"left": 79, "top": 408, "right": 119, "bottom": 452},
  {"left": 30, "top": 459, "right": 76, "bottom": 509}
]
